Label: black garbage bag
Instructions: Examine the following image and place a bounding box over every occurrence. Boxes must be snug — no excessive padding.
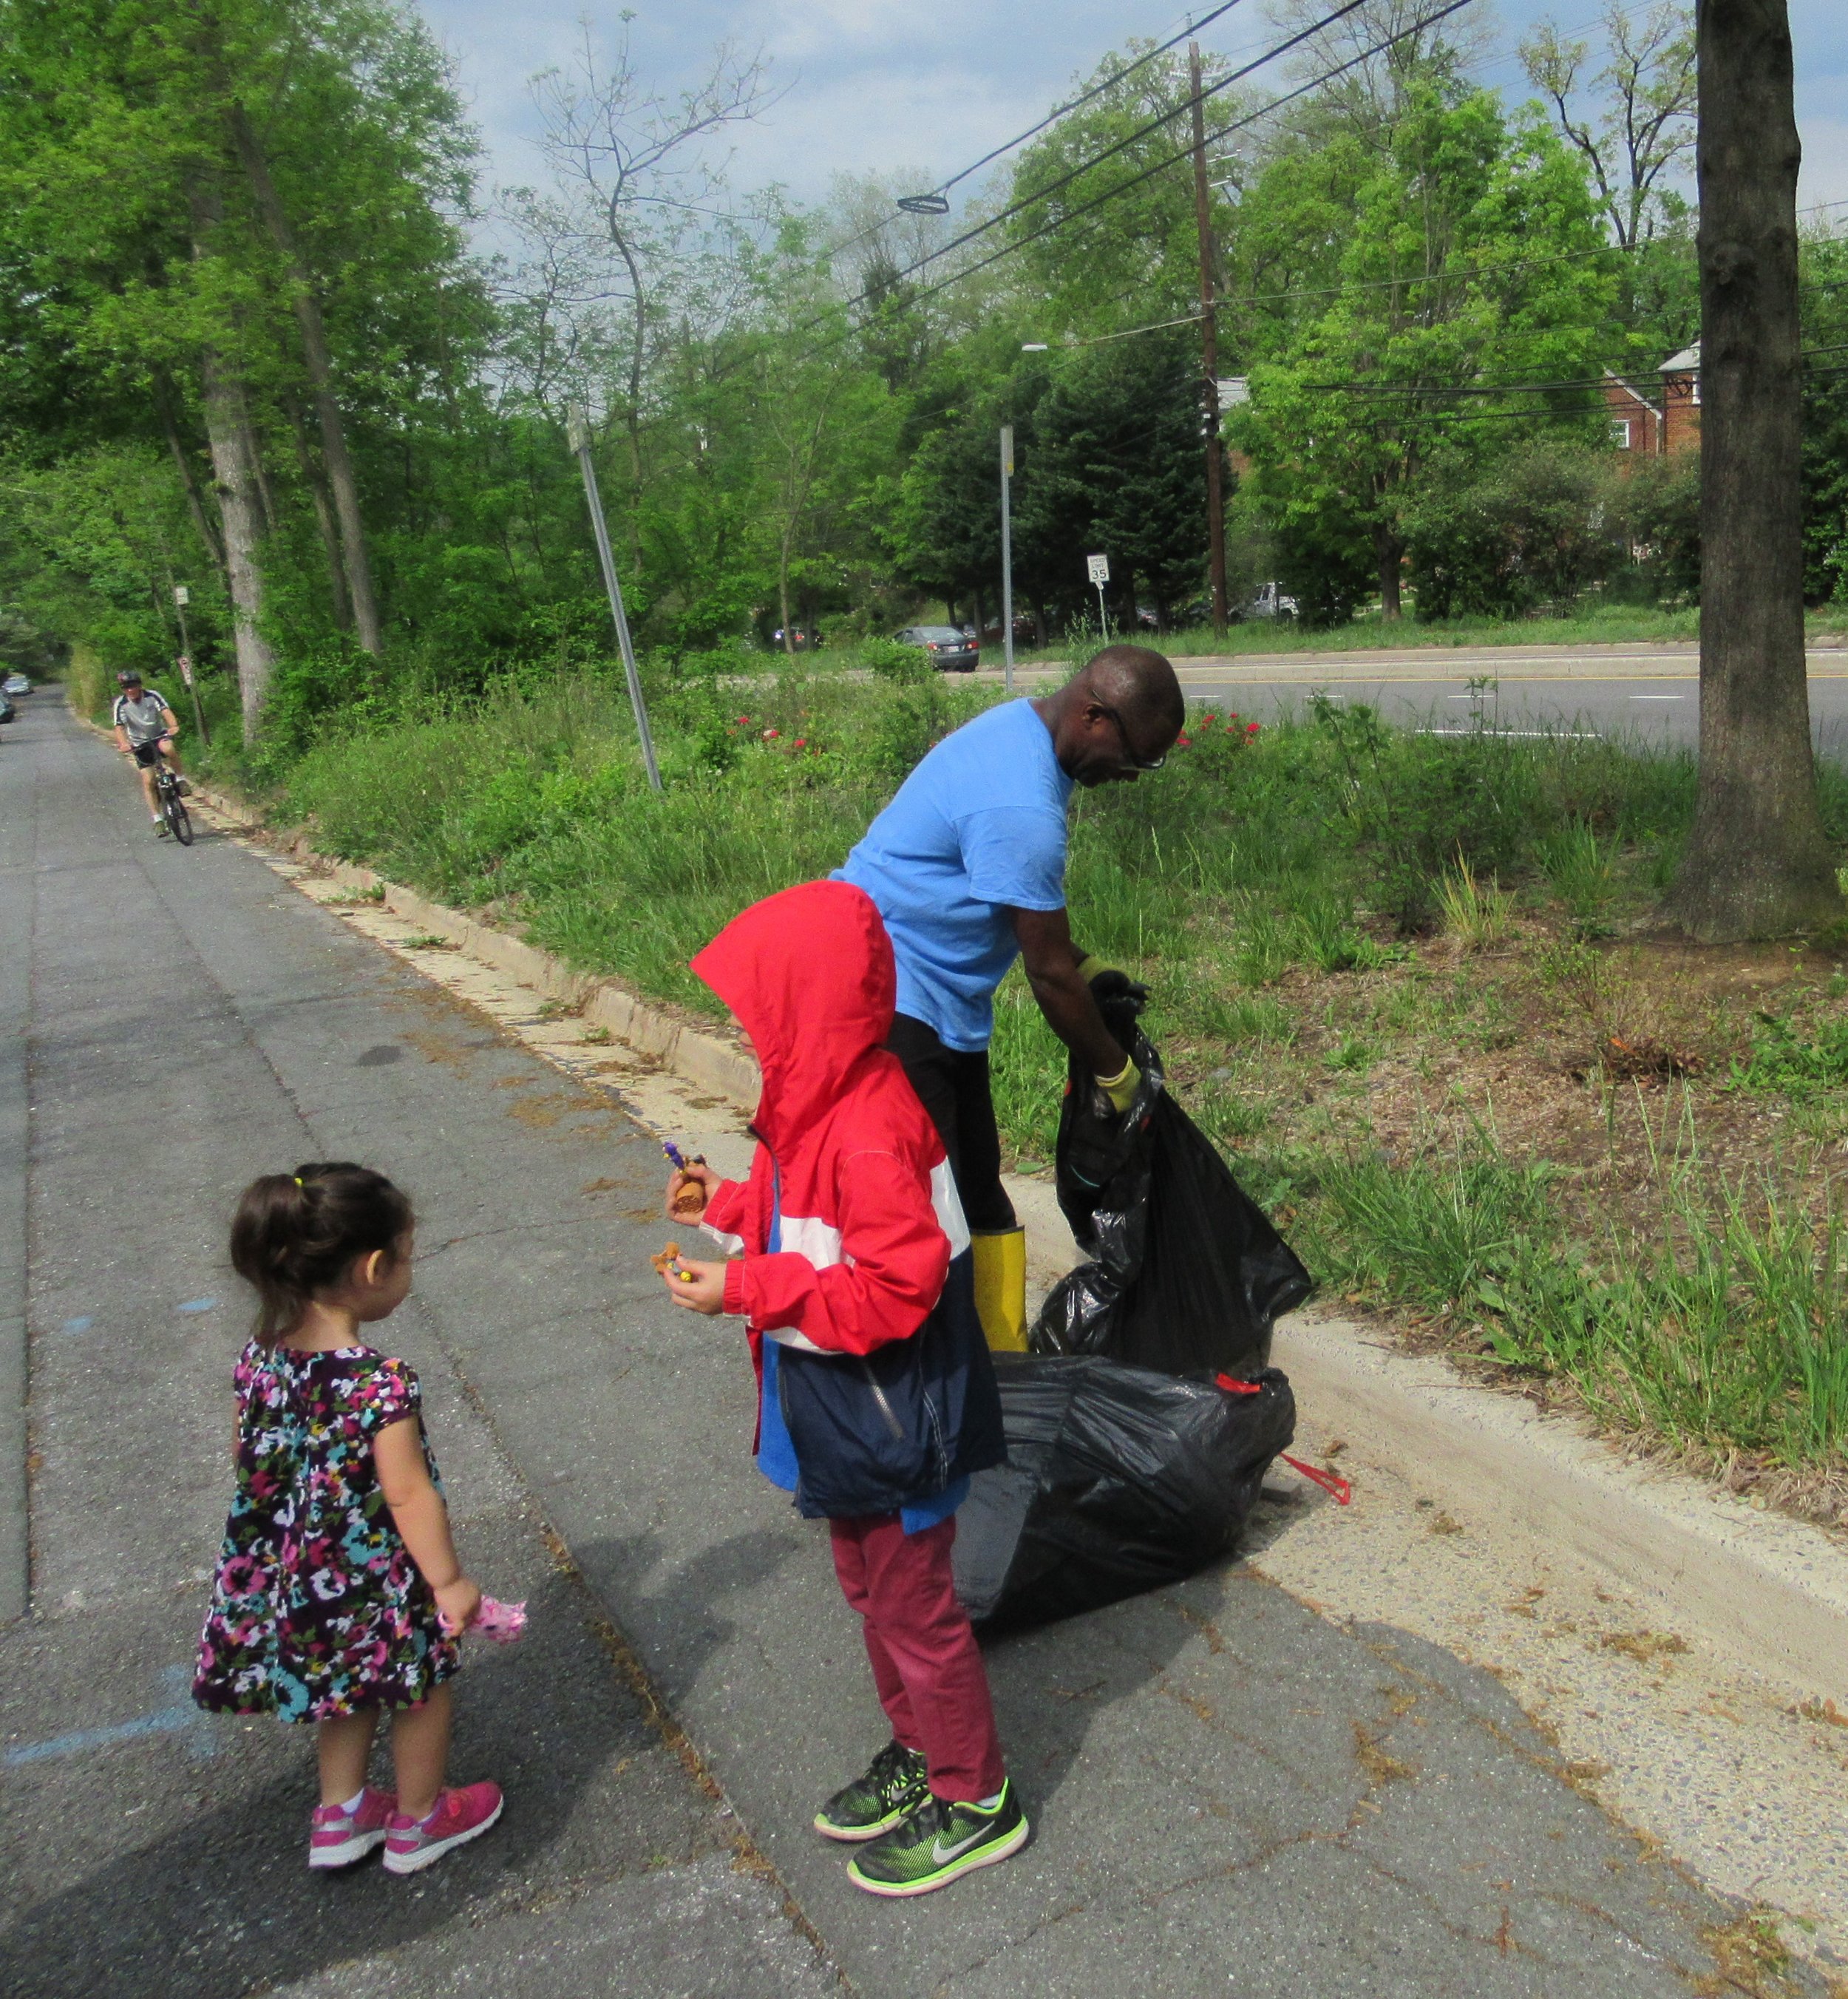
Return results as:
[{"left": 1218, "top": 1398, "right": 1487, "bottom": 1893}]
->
[
  {"left": 1031, "top": 991, "right": 1313, "bottom": 1375},
  {"left": 952, "top": 1352, "right": 1296, "bottom": 1630}
]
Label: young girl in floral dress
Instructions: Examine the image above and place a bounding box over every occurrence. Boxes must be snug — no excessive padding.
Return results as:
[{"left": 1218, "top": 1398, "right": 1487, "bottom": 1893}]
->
[{"left": 193, "top": 1163, "right": 503, "bottom": 1875}]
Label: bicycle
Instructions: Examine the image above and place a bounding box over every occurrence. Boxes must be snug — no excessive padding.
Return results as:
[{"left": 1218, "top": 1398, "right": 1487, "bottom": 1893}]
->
[
  {"left": 132, "top": 742, "right": 193, "bottom": 846},
  {"left": 156, "top": 758, "right": 193, "bottom": 845}
]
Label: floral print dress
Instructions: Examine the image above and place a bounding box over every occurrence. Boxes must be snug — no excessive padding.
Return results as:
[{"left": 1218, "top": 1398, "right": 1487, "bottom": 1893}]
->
[{"left": 193, "top": 1341, "right": 459, "bottom": 1722}]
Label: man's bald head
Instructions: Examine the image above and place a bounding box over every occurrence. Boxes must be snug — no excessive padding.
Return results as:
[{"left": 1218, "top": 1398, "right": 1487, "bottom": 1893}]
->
[
  {"left": 1073, "top": 645, "right": 1185, "bottom": 737},
  {"left": 1037, "top": 643, "right": 1184, "bottom": 786}
]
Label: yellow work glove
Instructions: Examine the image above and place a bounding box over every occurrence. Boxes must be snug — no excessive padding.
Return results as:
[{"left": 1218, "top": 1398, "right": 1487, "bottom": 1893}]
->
[
  {"left": 1095, "top": 1054, "right": 1141, "bottom": 1115},
  {"left": 1078, "top": 954, "right": 1151, "bottom": 1008}
]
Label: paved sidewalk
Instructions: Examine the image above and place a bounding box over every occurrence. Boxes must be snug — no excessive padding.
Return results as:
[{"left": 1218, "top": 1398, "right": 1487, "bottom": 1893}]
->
[{"left": 2, "top": 698, "right": 1832, "bottom": 1997}]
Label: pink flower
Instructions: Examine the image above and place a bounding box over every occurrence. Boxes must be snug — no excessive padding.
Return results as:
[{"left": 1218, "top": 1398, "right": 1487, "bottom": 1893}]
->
[
  {"left": 793, "top": 736, "right": 807, "bottom": 747},
  {"left": 738, "top": 714, "right": 750, "bottom": 724},
  {"left": 763, "top": 727, "right": 780, "bottom": 740},
  {"left": 1246, "top": 722, "right": 1260, "bottom": 735},
  {"left": 1176, "top": 732, "right": 1192, "bottom": 747}
]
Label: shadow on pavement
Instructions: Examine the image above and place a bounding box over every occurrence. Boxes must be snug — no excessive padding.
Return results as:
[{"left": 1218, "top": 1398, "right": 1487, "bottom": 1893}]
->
[{"left": 0, "top": 1569, "right": 667, "bottom": 1999}]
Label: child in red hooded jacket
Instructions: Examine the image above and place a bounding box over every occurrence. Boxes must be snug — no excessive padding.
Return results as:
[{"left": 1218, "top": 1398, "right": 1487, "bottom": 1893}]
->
[{"left": 657, "top": 879, "right": 1027, "bottom": 1897}]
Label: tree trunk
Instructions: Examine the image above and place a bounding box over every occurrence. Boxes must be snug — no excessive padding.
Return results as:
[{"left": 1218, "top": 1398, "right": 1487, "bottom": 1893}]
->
[
  {"left": 778, "top": 546, "right": 796, "bottom": 659},
  {"left": 282, "top": 394, "right": 353, "bottom": 631},
  {"left": 608, "top": 220, "right": 648, "bottom": 580},
  {"left": 199, "top": 345, "right": 276, "bottom": 741},
  {"left": 1376, "top": 529, "right": 1404, "bottom": 619},
  {"left": 1663, "top": 0, "right": 1841, "bottom": 938},
  {"left": 187, "top": 178, "right": 275, "bottom": 740},
  {"left": 153, "top": 372, "right": 227, "bottom": 582},
  {"left": 227, "top": 100, "right": 383, "bottom": 654}
]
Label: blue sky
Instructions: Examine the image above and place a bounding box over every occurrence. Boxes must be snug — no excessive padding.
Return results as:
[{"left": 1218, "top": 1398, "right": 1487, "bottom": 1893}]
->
[{"left": 415, "top": 0, "right": 1848, "bottom": 221}]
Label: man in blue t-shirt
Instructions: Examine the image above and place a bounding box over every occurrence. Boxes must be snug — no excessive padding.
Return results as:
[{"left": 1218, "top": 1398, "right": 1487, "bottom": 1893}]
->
[{"left": 837, "top": 645, "right": 1183, "bottom": 1344}]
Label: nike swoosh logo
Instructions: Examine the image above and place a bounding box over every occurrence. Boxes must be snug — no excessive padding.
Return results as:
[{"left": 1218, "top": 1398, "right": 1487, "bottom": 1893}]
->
[{"left": 931, "top": 1826, "right": 991, "bottom": 1864}]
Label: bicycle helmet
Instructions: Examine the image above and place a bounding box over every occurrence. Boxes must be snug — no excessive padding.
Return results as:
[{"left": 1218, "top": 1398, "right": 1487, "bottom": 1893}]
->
[{"left": 117, "top": 669, "right": 143, "bottom": 686}]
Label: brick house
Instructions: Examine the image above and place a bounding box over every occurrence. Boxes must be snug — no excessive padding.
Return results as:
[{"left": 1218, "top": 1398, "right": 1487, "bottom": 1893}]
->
[
  {"left": 1603, "top": 370, "right": 1664, "bottom": 459},
  {"left": 1600, "top": 344, "right": 1701, "bottom": 462},
  {"left": 1659, "top": 342, "right": 1701, "bottom": 454}
]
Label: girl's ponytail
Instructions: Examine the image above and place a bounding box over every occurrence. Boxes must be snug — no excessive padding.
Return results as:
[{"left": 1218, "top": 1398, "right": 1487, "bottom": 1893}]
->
[{"left": 229, "top": 1164, "right": 415, "bottom": 1345}]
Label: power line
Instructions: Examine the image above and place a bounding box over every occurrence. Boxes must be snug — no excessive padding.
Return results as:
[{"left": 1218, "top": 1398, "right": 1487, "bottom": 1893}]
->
[
  {"left": 688, "top": 0, "right": 1478, "bottom": 415},
  {"left": 922, "top": 0, "right": 1254, "bottom": 205},
  {"left": 821, "top": 0, "right": 1253, "bottom": 274},
  {"left": 887, "top": 0, "right": 1481, "bottom": 323},
  {"left": 830, "top": 0, "right": 1385, "bottom": 321}
]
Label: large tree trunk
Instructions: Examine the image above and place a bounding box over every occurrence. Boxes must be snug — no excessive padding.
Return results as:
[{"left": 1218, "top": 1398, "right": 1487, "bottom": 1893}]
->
[
  {"left": 282, "top": 393, "right": 353, "bottom": 631},
  {"left": 1664, "top": 0, "right": 1841, "bottom": 938},
  {"left": 1376, "top": 528, "right": 1404, "bottom": 619},
  {"left": 199, "top": 346, "right": 276, "bottom": 741},
  {"left": 188, "top": 178, "right": 276, "bottom": 740},
  {"left": 152, "top": 371, "right": 227, "bottom": 582},
  {"left": 227, "top": 101, "right": 383, "bottom": 655}
]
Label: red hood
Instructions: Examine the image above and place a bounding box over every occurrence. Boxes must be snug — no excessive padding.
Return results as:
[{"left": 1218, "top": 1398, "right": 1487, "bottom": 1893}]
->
[{"left": 691, "top": 880, "right": 896, "bottom": 1153}]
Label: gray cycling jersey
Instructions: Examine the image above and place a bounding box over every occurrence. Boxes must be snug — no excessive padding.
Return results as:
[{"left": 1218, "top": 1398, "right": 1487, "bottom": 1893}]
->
[{"left": 112, "top": 688, "right": 172, "bottom": 745}]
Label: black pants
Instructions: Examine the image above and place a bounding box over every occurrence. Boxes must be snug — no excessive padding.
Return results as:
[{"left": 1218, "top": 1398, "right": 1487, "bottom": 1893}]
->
[{"left": 886, "top": 1013, "right": 1018, "bottom": 1233}]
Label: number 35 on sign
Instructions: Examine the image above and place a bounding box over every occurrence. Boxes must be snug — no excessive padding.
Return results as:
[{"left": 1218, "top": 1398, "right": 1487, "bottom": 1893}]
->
[{"left": 1086, "top": 553, "right": 1110, "bottom": 586}]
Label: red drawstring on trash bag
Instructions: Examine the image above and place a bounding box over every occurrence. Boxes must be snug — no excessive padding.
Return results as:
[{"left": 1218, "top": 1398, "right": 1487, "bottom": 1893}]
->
[{"left": 1216, "top": 1375, "right": 1353, "bottom": 1506}]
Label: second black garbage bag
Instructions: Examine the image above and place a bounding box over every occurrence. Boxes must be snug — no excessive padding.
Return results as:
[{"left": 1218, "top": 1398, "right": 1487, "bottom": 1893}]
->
[
  {"left": 952, "top": 1354, "right": 1297, "bottom": 1630},
  {"left": 1031, "top": 992, "right": 1314, "bottom": 1376}
]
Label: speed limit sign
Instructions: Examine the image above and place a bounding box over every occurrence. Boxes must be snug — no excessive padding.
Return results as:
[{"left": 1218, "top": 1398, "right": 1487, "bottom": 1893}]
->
[{"left": 1086, "top": 553, "right": 1110, "bottom": 586}]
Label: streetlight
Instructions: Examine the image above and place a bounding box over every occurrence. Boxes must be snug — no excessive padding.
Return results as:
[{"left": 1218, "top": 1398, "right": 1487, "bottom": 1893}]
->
[{"left": 565, "top": 404, "right": 662, "bottom": 793}]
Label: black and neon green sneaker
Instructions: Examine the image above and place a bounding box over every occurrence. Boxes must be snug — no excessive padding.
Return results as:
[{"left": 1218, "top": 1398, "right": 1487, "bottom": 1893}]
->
[
  {"left": 813, "top": 1742, "right": 930, "bottom": 1843},
  {"left": 845, "top": 1781, "right": 1029, "bottom": 1897}
]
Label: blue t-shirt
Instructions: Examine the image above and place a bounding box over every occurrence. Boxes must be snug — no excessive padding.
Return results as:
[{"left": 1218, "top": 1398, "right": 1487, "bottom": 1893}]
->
[{"left": 837, "top": 699, "right": 1073, "bottom": 1051}]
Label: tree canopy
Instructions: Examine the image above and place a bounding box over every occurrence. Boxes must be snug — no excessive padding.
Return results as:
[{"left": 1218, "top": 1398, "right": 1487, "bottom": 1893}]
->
[{"left": 1, "top": 0, "right": 1842, "bottom": 744}]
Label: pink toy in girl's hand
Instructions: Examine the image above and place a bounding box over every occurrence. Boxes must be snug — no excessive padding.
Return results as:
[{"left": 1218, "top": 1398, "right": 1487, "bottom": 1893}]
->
[
  {"left": 475, "top": 1597, "right": 526, "bottom": 1640},
  {"left": 441, "top": 1595, "right": 527, "bottom": 1641}
]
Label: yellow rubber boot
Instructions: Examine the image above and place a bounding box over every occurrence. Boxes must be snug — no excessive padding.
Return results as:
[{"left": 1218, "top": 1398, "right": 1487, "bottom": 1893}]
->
[{"left": 971, "top": 1226, "right": 1028, "bottom": 1352}]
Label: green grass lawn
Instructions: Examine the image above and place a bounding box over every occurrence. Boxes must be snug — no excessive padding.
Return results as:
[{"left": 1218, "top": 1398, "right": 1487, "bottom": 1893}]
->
[
  {"left": 200, "top": 662, "right": 1848, "bottom": 1518},
  {"left": 1005, "top": 603, "right": 1848, "bottom": 664}
]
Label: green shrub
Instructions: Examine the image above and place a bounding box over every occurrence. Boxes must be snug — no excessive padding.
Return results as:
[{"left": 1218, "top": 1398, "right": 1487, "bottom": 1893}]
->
[{"left": 860, "top": 635, "right": 931, "bottom": 684}]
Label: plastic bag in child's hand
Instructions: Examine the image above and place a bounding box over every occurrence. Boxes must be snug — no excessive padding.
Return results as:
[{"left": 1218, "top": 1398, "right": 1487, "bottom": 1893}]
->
[
  {"left": 1031, "top": 1010, "right": 1313, "bottom": 1377},
  {"left": 952, "top": 1354, "right": 1296, "bottom": 1631},
  {"left": 440, "top": 1596, "right": 526, "bottom": 1642}
]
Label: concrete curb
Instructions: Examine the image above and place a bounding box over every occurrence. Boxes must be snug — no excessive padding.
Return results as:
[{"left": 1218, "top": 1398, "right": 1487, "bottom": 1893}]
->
[
  {"left": 1271, "top": 1317, "right": 1848, "bottom": 1706},
  {"left": 194, "top": 779, "right": 1848, "bottom": 1705}
]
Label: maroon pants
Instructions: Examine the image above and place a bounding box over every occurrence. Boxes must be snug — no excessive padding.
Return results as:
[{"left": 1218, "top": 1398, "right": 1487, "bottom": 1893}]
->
[{"left": 828, "top": 1512, "right": 1006, "bottom": 1804}]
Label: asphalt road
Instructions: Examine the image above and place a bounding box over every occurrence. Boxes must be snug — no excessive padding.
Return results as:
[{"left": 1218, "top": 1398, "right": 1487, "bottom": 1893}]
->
[
  {"left": 1, "top": 695, "right": 1830, "bottom": 1998},
  {"left": 984, "top": 640, "right": 1848, "bottom": 754}
]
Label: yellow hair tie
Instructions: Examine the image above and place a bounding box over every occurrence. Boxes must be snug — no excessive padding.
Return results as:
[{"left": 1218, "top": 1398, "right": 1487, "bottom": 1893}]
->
[{"left": 293, "top": 1176, "right": 304, "bottom": 1187}]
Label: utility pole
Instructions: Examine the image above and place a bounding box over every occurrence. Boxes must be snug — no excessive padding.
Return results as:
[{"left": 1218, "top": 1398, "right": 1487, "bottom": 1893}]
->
[
  {"left": 1189, "top": 40, "right": 1229, "bottom": 637},
  {"left": 999, "top": 425, "right": 1016, "bottom": 694},
  {"left": 170, "top": 583, "right": 210, "bottom": 748},
  {"left": 566, "top": 404, "right": 662, "bottom": 793}
]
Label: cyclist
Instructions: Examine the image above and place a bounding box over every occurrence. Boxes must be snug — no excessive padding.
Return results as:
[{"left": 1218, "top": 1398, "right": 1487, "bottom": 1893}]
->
[{"left": 112, "top": 670, "right": 191, "bottom": 835}]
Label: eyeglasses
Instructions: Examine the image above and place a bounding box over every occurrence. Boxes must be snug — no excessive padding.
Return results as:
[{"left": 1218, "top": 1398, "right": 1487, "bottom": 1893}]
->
[{"left": 1095, "top": 705, "right": 1166, "bottom": 771}]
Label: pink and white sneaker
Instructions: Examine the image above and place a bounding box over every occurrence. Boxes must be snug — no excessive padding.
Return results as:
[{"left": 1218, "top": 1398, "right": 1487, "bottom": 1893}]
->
[
  {"left": 309, "top": 1787, "right": 397, "bottom": 1869},
  {"left": 381, "top": 1782, "right": 503, "bottom": 1876}
]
